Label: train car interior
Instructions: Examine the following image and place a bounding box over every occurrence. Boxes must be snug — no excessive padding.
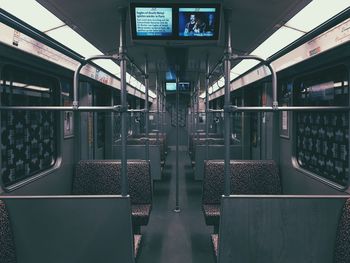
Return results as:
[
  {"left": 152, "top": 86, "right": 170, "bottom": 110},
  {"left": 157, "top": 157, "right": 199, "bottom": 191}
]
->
[{"left": 0, "top": 0, "right": 350, "bottom": 262}]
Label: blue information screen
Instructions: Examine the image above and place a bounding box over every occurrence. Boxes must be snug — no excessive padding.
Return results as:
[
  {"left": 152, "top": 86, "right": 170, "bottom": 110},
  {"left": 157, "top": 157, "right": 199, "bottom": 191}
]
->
[
  {"left": 166, "top": 82, "right": 177, "bottom": 91},
  {"left": 135, "top": 7, "right": 173, "bottom": 37}
]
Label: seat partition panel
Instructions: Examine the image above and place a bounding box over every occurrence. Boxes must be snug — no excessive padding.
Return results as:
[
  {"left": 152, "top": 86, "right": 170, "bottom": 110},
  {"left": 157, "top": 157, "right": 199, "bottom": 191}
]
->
[
  {"left": 218, "top": 195, "right": 348, "bottom": 263},
  {"left": 3, "top": 196, "right": 134, "bottom": 263}
]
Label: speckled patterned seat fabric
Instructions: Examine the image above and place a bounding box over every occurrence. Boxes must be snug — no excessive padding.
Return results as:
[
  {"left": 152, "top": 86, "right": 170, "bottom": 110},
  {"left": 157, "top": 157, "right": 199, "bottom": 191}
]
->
[
  {"left": 73, "top": 160, "right": 152, "bottom": 226},
  {"left": 0, "top": 200, "right": 17, "bottom": 263},
  {"left": 334, "top": 198, "right": 350, "bottom": 263},
  {"left": 202, "top": 160, "right": 281, "bottom": 226}
]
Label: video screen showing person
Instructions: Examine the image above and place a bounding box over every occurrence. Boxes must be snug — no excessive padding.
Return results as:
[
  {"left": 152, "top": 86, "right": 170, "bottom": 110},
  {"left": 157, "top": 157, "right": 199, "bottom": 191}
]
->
[
  {"left": 178, "top": 7, "right": 217, "bottom": 37},
  {"left": 135, "top": 7, "right": 173, "bottom": 37},
  {"left": 178, "top": 82, "right": 190, "bottom": 91}
]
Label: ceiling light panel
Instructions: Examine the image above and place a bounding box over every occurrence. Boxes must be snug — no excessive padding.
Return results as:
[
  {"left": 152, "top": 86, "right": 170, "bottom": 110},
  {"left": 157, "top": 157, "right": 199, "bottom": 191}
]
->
[
  {"left": 285, "top": 0, "right": 350, "bottom": 32},
  {"left": 0, "top": 0, "right": 65, "bottom": 32}
]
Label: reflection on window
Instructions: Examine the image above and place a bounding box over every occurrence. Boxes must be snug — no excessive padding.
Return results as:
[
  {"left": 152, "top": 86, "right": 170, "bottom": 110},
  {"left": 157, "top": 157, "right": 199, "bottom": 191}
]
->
[
  {"left": 294, "top": 66, "right": 349, "bottom": 186},
  {"left": 0, "top": 65, "right": 59, "bottom": 187}
]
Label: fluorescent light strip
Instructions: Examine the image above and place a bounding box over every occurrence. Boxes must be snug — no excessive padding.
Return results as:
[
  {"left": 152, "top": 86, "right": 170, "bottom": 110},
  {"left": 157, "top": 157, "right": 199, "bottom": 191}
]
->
[
  {"left": 208, "top": 0, "right": 350, "bottom": 97},
  {"left": 2, "top": 81, "right": 49, "bottom": 91},
  {"left": 45, "top": 25, "right": 101, "bottom": 58},
  {"left": 0, "top": 0, "right": 65, "bottom": 32},
  {"left": 228, "top": 26, "right": 304, "bottom": 83},
  {"left": 251, "top": 26, "right": 304, "bottom": 59},
  {"left": 0, "top": 0, "right": 151, "bottom": 99},
  {"left": 285, "top": 0, "right": 350, "bottom": 32}
]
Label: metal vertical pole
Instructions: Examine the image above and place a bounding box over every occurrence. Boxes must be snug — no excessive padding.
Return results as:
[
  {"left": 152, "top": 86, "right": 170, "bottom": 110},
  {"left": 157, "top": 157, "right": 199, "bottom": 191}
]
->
[
  {"left": 190, "top": 90, "right": 193, "bottom": 142},
  {"left": 224, "top": 9, "right": 232, "bottom": 196},
  {"left": 145, "top": 57, "right": 150, "bottom": 161},
  {"left": 196, "top": 81, "right": 199, "bottom": 144},
  {"left": 73, "top": 107, "right": 81, "bottom": 164},
  {"left": 110, "top": 92, "right": 115, "bottom": 159},
  {"left": 205, "top": 55, "right": 210, "bottom": 160},
  {"left": 162, "top": 91, "right": 164, "bottom": 134},
  {"left": 119, "top": 8, "right": 128, "bottom": 196},
  {"left": 192, "top": 92, "right": 195, "bottom": 140},
  {"left": 156, "top": 73, "right": 160, "bottom": 142},
  {"left": 174, "top": 75, "right": 180, "bottom": 212},
  {"left": 188, "top": 90, "right": 191, "bottom": 150},
  {"left": 163, "top": 91, "right": 166, "bottom": 135}
]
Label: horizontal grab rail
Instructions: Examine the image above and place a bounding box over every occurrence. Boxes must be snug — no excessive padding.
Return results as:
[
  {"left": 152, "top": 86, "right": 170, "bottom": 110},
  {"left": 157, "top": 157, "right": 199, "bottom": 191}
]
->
[
  {"left": 0, "top": 105, "right": 151, "bottom": 112},
  {"left": 193, "top": 106, "right": 350, "bottom": 113},
  {"left": 232, "top": 106, "right": 350, "bottom": 112},
  {"left": 1, "top": 105, "right": 348, "bottom": 112}
]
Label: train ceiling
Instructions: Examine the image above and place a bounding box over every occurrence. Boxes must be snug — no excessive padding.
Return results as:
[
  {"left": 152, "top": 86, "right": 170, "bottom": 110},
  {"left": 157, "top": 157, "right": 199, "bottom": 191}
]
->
[{"left": 36, "top": 0, "right": 311, "bottom": 93}]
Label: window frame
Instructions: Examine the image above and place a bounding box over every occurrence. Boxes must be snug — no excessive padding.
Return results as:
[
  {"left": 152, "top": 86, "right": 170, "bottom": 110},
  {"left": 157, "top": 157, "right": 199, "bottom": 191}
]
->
[
  {"left": 291, "top": 63, "right": 350, "bottom": 190},
  {"left": 0, "top": 63, "right": 62, "bottom": 191}
]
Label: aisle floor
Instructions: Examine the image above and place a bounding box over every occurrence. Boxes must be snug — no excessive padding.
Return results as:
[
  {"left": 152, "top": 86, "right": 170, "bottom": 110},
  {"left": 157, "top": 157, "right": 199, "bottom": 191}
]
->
[{"left": 137, "top": 148, "right": 215, "bottom": 263}]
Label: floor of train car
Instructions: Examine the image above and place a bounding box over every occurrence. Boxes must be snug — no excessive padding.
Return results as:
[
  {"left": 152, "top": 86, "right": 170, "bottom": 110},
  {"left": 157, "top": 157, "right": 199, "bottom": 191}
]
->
[{"left": 137, "top": 147, "right": 215, "bottom": 263}]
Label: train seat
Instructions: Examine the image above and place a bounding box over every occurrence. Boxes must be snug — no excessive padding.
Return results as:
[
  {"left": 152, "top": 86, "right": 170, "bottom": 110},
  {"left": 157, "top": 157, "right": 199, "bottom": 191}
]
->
[
  {"left": 0, "top": 200, "right": 17, "bottom": 263},
  {"left": 334, "top": 199, "right": 350, "bottom": 263},
  {"left": 190, "top": 137, "right": 225, "bottom": 163},
  {"left": 130, "top": 134, "right": 167, "bottom": 163},
  {"left": 202, "top": 160, "right": 281, "bottom": 227},
  {"left": 73, "top": 160, "right": 152, "bottom": 230}
]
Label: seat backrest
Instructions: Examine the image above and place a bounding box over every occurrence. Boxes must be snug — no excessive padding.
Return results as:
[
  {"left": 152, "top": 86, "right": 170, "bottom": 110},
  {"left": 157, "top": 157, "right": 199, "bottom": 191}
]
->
[
  {"left": 334, "top": 198, "right": 350, "bottom": 263},
  {"left": 202, "top": 160, "right": 282, "bottom": 205},
  {"left": 0, "top": 200, "right": 17, "bottom": 263},
  {"left": 73, "top": 160, "right": 152, "bottom": 204},
  {"left": 231, "top": 160, "right": 281, "bottom": 195},
  {"left": 202, "top": 160, "right": 225, "bottom": 204}
]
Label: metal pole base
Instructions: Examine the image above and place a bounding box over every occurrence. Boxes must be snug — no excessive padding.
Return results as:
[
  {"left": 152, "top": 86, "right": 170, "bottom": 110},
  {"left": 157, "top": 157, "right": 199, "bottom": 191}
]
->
[{"left": 174, "top": 208, "right": 181, "bottom": 213}]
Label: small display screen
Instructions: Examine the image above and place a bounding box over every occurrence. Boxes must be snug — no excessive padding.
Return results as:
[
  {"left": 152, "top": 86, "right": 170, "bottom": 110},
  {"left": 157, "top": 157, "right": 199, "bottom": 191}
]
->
[
  {"left": 133, "top": 7, "right": 173, "bottom": 37},
  {"left": 166, "top": 82, "right": 177, "bottom": 91},
  {"left": 178, "top": 82, "right": 190, "bottom": 91},
  {"left": 178, "top": 7, "right": 218, "bottom": 38}
]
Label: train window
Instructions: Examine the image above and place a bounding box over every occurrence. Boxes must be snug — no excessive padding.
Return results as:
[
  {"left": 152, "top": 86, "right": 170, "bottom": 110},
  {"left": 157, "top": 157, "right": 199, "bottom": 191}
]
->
[
  {"left": 0, "top": 65, "right": 59, "bottom": 187},
  {"left": 294, "top": 66, "right": 349, "bottom": 187}
]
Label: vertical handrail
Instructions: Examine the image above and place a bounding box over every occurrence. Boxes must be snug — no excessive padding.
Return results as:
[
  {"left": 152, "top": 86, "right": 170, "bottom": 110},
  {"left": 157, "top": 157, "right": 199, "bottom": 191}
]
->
[
  {"left": 119, "top": 8, "right": 128, "bottom": 197},
  {"left": 156, "top": 73, "right": 160, "bottom": 143},
  {"left": 174, "top": 75, "right": 180, "bottom": 212},
  {"left": 223, "top": 9, "right": 232, "bottom": 197},
  {"left": 196, "top": 81, "right": 200, "bottom": 146},
  {"left": 163, "top": 92, "right": 166, "bottom": 136},
  {"left": 144, "top": 57, "right": 150, "bottom": 161},
  {"left": 205, "top": 55, "right": 210, "bottom": 160},
  {"left": 190, "top": 89, "right": 193, "bottom": 149}
]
